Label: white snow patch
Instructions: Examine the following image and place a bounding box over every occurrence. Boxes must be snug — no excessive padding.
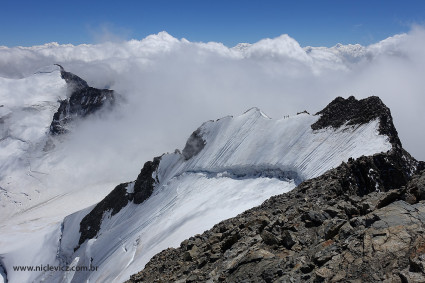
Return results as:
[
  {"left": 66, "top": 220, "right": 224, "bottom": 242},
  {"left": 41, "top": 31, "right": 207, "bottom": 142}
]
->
[
  {"left": 57, "top": 173, "right": 295, "bottom": 282},
  {"left": 126, "top": 182, "right": 135, "bottom": 194}
]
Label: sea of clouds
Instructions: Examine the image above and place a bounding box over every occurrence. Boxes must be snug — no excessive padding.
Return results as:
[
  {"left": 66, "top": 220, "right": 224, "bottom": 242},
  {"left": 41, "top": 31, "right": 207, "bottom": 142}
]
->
[{"left": 1, "top": 25, "right": 424, "bottom": 174}]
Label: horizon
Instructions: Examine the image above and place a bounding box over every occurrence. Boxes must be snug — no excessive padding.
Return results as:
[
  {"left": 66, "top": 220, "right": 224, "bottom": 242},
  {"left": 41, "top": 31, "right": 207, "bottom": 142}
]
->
[
  {"left": 1, "top": 0, "right": 425, "bottom": 48},
  {"left": 0, "top": 30, "right": 403, "bottom": 49}
]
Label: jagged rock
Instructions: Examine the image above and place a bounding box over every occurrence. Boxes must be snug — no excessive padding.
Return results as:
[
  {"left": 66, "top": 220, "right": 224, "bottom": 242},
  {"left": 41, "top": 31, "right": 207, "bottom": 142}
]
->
[
  {"left": 126, "top": 147, "right": 424, "bottom": 283},
  {"left": 49, "top": 65, "right": 115, "bottom": 135},
  {"left": 133, "top": 156, "right": 161, "bottom": 204},
  {"left": 311, "top": 96, "right": 402, "bottom": 149},
  {"left": 78, "top": 182, "right": 129, "bottom": 247},
  {"left": 77, "top": 156, "right": 161, "bottom": 247},
  {"left": 281, "top": 230, "right": 296, "bottom": 249}
]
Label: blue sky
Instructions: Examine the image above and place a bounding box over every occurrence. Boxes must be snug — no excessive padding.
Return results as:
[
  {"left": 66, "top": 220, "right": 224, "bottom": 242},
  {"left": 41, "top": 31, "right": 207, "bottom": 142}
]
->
[{"left": 1, "top": 0, "right": 425, "bottom": 47}]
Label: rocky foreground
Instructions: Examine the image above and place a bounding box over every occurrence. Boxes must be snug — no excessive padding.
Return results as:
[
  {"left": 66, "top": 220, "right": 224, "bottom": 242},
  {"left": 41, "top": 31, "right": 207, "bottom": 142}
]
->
[{"left": 127, "top": 147, "right": 425, "bottom": 282}]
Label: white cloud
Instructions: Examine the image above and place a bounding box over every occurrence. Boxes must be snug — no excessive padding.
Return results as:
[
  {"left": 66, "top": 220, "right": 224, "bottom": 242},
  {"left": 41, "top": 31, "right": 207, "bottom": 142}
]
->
[{"left": 1, "top": 27, "right": 424, "bottom": 183}]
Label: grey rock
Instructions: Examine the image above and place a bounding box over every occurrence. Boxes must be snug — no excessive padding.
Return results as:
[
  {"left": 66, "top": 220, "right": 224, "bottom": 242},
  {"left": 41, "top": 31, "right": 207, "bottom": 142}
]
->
[
  {"left": 182, "top": 128, "right": 206, "bottom": 160},
  {"left": 50, "top": 65, "right": 115, "bottom": 135}
]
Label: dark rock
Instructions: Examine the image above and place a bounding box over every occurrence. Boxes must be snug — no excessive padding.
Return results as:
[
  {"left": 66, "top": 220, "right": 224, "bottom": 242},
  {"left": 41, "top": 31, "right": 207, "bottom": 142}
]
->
[
  {"left": 311, "top": 96, "right": 402, "bottom": 149},
  {"left": 221, "top": 232, "right": 240, "bottom": 253},
  {"left": 182, "top": 128, "right": 206, "bottom": 160},
  {"left": 50, "top": 65, "right": 115, "bottom": 135},
  {"left": 55, "top": 64, "right": 88, "bottom": 90},
  {"left": 133, "top": 156, "right": 161, "bottom": 204},
  {"left": 302, "top": 211, "right": 328, "bottom": 227},
  {"left": 404, "top": 170, "right": 425, "bottom": 202},
  {"left": 323, "top": 219, "right": 346, "bottom": 240},
  {"left": 281, "top": 230, "right": 296, "bottom": 249},
  {"left": 300, "top": 263, "right": 314, "bottom": 274},
  {"left": 260, "top": 230, "right": 279, "bottom": 246},
  {"left": 209, "top": 253, "right": 220, "bottom": 263},
  {"left": 78, "top": 182, "right": 129, "bottom": 246},
  {"left": 77, "top": 156, "right": 161, "bottom": 247}
]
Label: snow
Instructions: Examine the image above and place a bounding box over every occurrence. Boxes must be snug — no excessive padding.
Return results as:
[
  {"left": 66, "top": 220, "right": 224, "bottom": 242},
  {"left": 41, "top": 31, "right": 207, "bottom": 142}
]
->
[
  {"left": 0, "top": 69, "right": 133, "bottom": 283},
  {"left": 58, "top": 173, "right": 296, "bottom": 282},
  {"left": 157, "top": 109, "right": 391, "bottom": 185},
  {"left": 0, "top": 68, "right": 65, "bottom": 218},
  {"left": 125, "top": 182, "right": 135, "bottom": 194},
  {"left": 47, "top": 108, "right": 391, "bottom": 282}
]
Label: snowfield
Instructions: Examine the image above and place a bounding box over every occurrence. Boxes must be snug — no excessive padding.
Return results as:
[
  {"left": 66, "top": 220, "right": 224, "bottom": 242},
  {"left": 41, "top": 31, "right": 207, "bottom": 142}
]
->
[{"left": 57, "top": 174, "right": 295, "bottom": 283}]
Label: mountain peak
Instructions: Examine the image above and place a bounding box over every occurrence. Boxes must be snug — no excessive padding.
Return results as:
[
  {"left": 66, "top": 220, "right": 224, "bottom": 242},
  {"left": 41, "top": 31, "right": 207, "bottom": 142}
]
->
[
  {"left": 54, "top": 64, "right": 88, "bottom": 91},
  {"left": 312, "top": 96, "right": 401, "bottom": 149},
  {"left": 49, "top": 65, "right": 115, "bottom": 135}
]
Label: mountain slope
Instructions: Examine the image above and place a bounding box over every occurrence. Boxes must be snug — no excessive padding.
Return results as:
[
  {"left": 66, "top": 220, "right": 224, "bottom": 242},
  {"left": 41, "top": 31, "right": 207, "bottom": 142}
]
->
[
  {"left": 0, "top": 66, "right": 120, "bottom": 283},
  {"left": 47, "top": 96, "right": 396, "bottom": 282},
  {"left": 0, "top": 66, "right": 65, "bottom": 219},
  {"left": 128, "top": 149, "right": 422, "bottom": 283},
  {"left": 0, "top": 65, "right": 116, "bottom": 220}
]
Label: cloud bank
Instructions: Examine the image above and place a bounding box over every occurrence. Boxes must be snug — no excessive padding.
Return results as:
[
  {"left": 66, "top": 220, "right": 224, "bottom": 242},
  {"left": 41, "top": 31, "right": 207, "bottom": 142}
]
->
[{"left": 1, "top": 27, "right": 424, "bottom": 193}]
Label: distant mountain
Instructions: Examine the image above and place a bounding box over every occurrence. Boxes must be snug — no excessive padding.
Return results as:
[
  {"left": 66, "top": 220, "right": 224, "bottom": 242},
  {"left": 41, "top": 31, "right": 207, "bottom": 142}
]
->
[
  {"left": 46, "top": 96, "right": 404, "bottom": 282},
  {"left": 49, "top": 64, "right": 115, "bottom": 136}
]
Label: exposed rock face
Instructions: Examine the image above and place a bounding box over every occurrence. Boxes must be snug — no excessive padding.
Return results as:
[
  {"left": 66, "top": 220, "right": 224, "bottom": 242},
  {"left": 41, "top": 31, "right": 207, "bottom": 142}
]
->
[
  {"left": 127, "top": 149, "right": 424, "bottom": 283},
  {"left": 311, "top": 96, "right": 402, "bottom": 149},
  {"left": 182, "top": 129, "right": 206, "bottom": 160},
  {"left": 77, "top": 156, "right": 161, "bottom": 247},
  {"left": 49, "top": 65, "right": 115, "bottom": 135},
  {"left": 133, "top": 156, "right": 161, "bottom": 204}
]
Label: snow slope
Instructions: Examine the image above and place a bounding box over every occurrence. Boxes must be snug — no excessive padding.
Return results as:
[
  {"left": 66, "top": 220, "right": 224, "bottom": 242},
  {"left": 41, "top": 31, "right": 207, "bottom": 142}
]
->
[
  {"left": 49, "top": 108, "right": 391, "bottom": 282},
  {"left": 0, "top": 66, "right": 65, "bottom": 218},
  {"left": 0, "top": 68, "right": 121, "bottom": 283}
]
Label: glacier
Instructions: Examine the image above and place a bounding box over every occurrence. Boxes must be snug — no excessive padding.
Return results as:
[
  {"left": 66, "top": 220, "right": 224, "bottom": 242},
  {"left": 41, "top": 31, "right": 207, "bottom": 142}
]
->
[{"left": 51, "top": 106, "right": 391, "bottom": 282}]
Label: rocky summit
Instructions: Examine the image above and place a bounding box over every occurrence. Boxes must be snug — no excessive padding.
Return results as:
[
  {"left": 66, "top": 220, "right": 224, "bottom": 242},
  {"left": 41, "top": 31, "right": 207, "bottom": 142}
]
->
[{"left": 49, "top": 64, "right": 115, "bottom": 135}]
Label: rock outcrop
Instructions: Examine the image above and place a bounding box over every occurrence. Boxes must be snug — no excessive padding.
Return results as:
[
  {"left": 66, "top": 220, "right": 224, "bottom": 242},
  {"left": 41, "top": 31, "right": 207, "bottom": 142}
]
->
[
  {"left": 311, "top": 96, "right": 402, "bottom": 149},
  {"left": 182, "top": 129, "right": 206, "bottom": 160},
  {"left": 127, "top": 149, "right": 424, "bottom": 282},
  {"left": 49, "top": 65, "right": 115, "bottom": 135},
  {"left": 77, "top": 156, "right": 161, "bottom": 247}
]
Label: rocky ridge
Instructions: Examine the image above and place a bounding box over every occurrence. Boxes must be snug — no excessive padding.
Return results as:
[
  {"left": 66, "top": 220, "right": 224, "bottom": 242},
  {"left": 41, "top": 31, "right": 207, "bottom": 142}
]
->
[
  {"left": 49, "top": 65, "right": 115, "bottom": 135},
  {"left": 311, "top": 96, "right": 402, "bottom": 149},
  {"left": 125, "top": 96, "right": 424, "bottom": 282},
  {"left": 127, "top": 149, "right": 424, "bottom": 283},
  {"left": 77, "top": 156, "right": 161, "bottom": 247}
]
